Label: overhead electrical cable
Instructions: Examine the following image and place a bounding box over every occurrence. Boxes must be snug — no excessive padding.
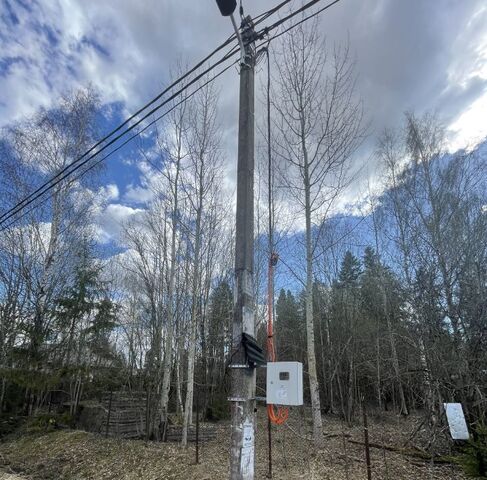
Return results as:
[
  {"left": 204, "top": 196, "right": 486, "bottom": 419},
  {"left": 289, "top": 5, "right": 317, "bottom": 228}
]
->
[
  {"left": 0, "top": 45, "right": 241, "bottom": 227},
  {"left": 0, "top": 0, "right": 342, "bottom": 229},
  {"left": 252, "top": 0, "right": 293, "bottom": 24},
  {"left": 0, "top": 36, "right": 236, "bottom": 224},
  {"left": 255, "top": 0, "right": 341, "bottom": 42}
]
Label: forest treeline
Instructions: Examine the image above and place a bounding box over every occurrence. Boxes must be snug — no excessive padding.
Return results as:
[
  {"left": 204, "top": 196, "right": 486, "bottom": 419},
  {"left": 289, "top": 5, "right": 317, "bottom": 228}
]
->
[{"left": 0, "top": 22, "right": 486, "bottom": 468}]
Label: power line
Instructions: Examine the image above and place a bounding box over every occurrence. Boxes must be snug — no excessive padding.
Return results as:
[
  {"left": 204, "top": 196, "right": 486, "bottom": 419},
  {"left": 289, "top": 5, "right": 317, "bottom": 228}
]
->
[
  {"left": 0, "top": 0, "right": 342, "bottom": 230},
  {"left": 253, "top": 0, "right": 293, "bottom": 24},
  {"left": 0, "top": 36, "right": 236, "bottom": 224},
  {"left": 257, "top": 0, "right": 341, "bottom": 43},
  {"left": 0, "top": 45, "right": 241, "bottom": 228},
  {"left": 255, "top": 0, "right": 341, "bottom": 41}
]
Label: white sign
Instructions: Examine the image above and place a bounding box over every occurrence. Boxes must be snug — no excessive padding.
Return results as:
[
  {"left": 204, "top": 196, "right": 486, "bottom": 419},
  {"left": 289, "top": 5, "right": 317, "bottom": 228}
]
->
[
  {"left": 277, "top": 386, "right": 288, "bottom": 401},
  {"left": 444, "top": 403, "right": 470, "bottom": 440},
  {"left": 240, "top": 421, "right": 254, "bottom": 479},
  {"left": 242, "top": 421, "right": 253, "bottom": 448}
]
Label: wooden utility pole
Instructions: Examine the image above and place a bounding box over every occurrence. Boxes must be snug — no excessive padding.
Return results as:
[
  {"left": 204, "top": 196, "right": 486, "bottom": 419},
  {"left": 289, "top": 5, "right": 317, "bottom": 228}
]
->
[
  {"left": 229, "top": 15, "right": 257, "bottom": 480},
  {"left": 265, "top": 46, "right": 273, "bottom": 480}
]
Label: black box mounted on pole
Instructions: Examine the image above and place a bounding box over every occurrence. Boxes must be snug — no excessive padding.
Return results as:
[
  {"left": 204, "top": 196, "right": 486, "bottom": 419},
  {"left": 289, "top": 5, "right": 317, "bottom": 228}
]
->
[
  {"left": 242, "top": 333, "right": 266, "bottom": 368},
  {"left": 215, "top": 0, "right": 237, "bottom": 16}
]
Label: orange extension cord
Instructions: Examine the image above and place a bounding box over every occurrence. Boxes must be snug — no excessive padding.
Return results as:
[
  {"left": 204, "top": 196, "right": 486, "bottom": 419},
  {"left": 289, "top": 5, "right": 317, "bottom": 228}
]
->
[{"left": 267, "top": 253, "right": 289, "bottom": 425}]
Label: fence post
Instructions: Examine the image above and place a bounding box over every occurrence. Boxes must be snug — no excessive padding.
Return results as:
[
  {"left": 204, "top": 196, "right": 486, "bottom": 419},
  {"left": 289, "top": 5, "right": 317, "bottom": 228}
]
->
[
  {"left": 105, "top": 390, "right": 113, "bottom": 438},
  {"left": 362, "top": 396, "right": 372, "bottom": 480},
  {"left": 267, "top": 416, "right": 272, "bottom": 478},
  {"left": 195, "top": 391, "right": 200, "bottom": 464}
]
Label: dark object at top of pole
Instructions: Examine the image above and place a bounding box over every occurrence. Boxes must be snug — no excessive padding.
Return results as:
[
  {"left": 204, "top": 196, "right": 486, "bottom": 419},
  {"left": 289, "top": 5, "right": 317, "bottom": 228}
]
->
[{"left": 215, "top": 0, "right": 237, "bottom": 16}]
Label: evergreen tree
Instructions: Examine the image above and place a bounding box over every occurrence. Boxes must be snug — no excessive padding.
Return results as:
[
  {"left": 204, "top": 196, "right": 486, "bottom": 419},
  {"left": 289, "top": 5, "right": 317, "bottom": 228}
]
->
[
  {"left": 330, "top": 251, "right": 362, "bottom": 423},
  {"left": 205, "top": 280, "right": 233, "bottom": 418},
  {"left": 275, "top": 289, "right": 303, "bottom": 361},
  {"left": 55, "top": 241, "right": 117, "bottom": 368},
  {"left": 338, "top": 251, "right": 362, "bottom": 287},
  {"left": 360, "top": 246, "right": 409, "bottom": 414}
]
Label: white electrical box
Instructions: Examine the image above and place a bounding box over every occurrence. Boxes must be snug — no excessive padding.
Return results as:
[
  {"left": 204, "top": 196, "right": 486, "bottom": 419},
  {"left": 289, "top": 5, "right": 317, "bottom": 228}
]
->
[{"left": 266, "top": 362, "right": 303, "bottom": 406}]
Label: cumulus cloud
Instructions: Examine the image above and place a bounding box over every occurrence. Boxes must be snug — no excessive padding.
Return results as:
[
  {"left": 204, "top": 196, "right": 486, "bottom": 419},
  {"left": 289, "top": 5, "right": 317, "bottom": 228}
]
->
[
  {"left": 99, "top": 183, "right": 119, "bottom": 202},
  {"left": 124, "top": 183, "right": 154, "bottom": 205},
  {"left": 2, "top": 1, "right": 484, "bottom": 135},
  {"left": 94, "top": 203, "right": 144, "bottom": 244}
]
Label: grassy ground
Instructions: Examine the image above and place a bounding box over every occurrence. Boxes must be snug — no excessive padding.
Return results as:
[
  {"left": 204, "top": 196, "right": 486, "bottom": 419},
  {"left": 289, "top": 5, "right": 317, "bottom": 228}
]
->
[{"left": 0, "top": 408, "right": 468, "bottom": 480}]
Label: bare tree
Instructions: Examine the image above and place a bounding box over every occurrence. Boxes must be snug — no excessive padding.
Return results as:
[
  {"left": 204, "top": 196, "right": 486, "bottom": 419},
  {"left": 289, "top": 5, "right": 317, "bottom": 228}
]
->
[
  {"left": 0, "top": 88, "right": 100, "bottom": 411},
  {"left": 181, "top": 79, "right": 223, "bottom": 446},
  {"left": 377, "top": 112, "right": 487, "bottom": 436},
  {"left": 271, "top": 21, "right": 364, "bottom": 446}
]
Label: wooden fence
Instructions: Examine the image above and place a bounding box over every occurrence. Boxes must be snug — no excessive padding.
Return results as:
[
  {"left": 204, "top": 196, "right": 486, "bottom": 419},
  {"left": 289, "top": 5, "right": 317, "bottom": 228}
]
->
[
  {"left": 100, "top": 391, "right": 147, "bottom": 439},
  {"left": 78, "top": 390, "right": 217, "bottom": 442},
  {"left": 165, "top": 424, "right": 217, "bottom": 442}
]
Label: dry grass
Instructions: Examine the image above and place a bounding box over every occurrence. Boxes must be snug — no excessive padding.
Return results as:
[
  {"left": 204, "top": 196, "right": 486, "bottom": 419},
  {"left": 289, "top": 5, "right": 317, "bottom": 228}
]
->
[{"left": 0, "top": 408, "right": 468, "bottom": 480}]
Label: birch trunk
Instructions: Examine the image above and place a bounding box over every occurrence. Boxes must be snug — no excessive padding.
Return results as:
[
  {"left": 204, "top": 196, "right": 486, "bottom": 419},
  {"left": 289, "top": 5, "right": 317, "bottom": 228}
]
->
[
  {"left": 159, "top": 129, "right": 183, "bottom": 438},
  {"left": 182, "top": 202, "right": 202, "bottom": 447},
  {"left": 304, "top": 173, "right": 324, "bottom": 447}
]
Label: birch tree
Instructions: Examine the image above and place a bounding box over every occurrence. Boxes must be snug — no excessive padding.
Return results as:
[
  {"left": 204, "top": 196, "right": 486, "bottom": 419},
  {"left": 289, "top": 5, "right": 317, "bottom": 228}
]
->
[
  {"left": 0, "top": 88, "right": 100, "bottom": 411},
  {"left": 272, "top": 21, "right": 364, "bottom": 445},
  {"left": 181, "top": 80, "right": 222, "bottom": 446},
  {"left": 377, "top": 112, "right": 487, "bottom": 432}
]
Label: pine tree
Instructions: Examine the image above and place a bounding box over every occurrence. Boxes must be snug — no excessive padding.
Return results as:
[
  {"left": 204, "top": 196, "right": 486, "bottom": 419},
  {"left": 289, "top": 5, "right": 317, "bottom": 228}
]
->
[
  {"left": 205, "top": 280, "right": 233, "bottom": 419},
  {"left": 330, "top": 251, "right": 362, "bottom": 423}
]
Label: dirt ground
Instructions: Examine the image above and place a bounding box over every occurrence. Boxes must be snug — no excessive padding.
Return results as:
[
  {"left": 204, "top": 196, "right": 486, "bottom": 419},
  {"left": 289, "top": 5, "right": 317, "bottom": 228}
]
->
[{"left": 0, "top": 408, "right": 468, "bottom": 480}]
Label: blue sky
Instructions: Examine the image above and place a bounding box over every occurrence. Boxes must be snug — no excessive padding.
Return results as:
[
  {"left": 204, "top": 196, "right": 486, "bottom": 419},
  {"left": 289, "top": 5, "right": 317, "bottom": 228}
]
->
[{"left": 1, "top": 0, "right": 487, "bottom": 252}]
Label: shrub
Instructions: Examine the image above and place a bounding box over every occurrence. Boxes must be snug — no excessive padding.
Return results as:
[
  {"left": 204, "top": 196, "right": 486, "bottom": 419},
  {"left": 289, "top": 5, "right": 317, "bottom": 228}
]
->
[
  {"left": 25, "top": 412, "right": 75, "bottom": 433},
  {"left": 457, "top": 424, "right": 487, "bottom": 478}
]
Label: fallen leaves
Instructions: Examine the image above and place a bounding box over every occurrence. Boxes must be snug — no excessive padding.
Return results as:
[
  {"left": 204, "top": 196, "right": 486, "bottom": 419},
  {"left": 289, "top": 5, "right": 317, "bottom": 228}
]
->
[{"left": 0, "top": 409, "right": 467, "bottom": 480}]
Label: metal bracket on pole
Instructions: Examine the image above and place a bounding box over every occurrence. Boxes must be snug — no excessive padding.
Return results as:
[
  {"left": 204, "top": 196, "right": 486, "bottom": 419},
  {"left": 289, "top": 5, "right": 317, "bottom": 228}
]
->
[
  {"left": 230, "top": 13, "right": 247, "bottom": 67},
  {"left": 229, "top": 396, "right": 267, "bottom": 402},
  {"left": 228, "top": 364, "right": 251, "bottom": 369}
]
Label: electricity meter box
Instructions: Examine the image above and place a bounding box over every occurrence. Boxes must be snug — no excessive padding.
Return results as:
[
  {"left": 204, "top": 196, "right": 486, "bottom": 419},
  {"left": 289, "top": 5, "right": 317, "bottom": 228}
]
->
[{"left": 266, "top": 362, "right": 303, "bottom": 406}]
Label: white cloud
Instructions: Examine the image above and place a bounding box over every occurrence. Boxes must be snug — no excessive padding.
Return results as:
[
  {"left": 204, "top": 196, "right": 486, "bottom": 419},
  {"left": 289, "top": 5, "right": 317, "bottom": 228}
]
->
[
  {"left": 124, "top": 183, "right": 153, "bottom": 205},
  {"left": 100, "top": 183, "right": 119, "bottom": 202},
  {"left": 95, "top": 203, "right": 145, "bottom": 244},
  {"left": 447, "top": 94, "right": 487, "bottom": 152}
]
